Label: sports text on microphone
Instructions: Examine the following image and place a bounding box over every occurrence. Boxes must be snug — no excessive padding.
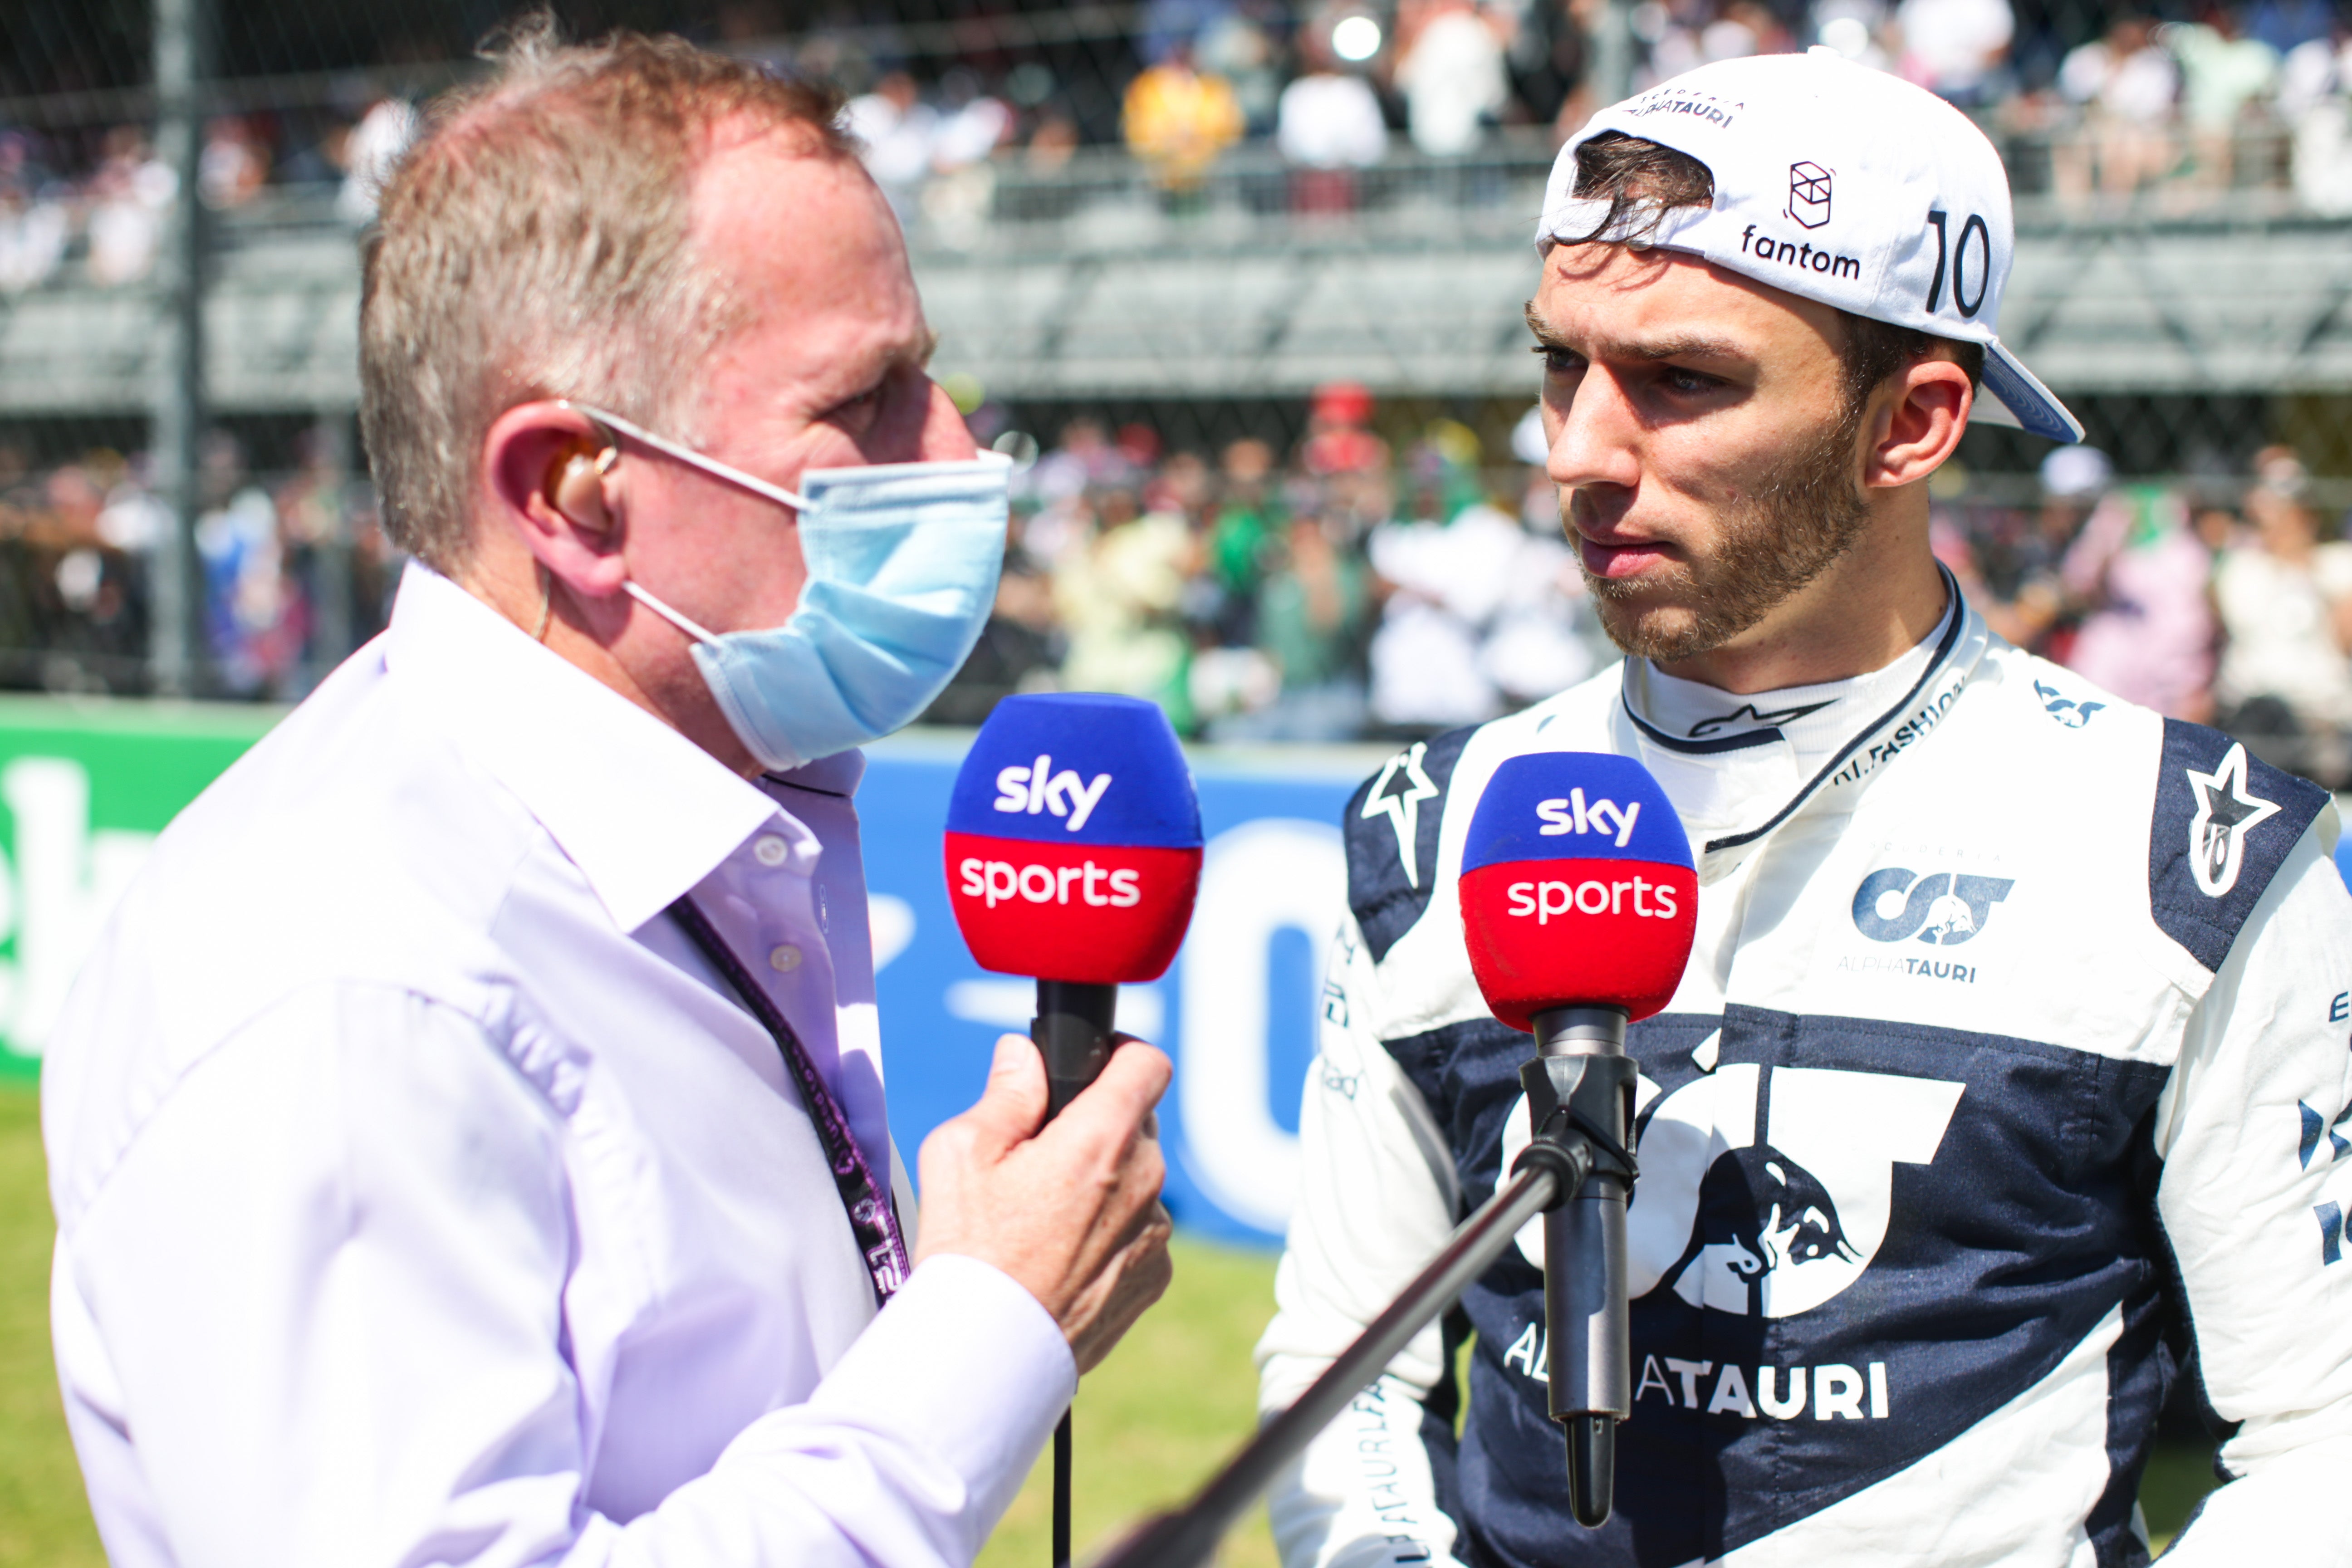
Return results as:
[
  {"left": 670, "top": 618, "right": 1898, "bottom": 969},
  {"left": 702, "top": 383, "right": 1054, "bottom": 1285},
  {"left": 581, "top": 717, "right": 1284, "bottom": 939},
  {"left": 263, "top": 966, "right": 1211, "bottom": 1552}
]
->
[
  {"left": 959, "top": 858, "right": 1144, "bottom": 909},
  {"left": 1504, "top": 876, "right": 1681, "bottom": 924}
]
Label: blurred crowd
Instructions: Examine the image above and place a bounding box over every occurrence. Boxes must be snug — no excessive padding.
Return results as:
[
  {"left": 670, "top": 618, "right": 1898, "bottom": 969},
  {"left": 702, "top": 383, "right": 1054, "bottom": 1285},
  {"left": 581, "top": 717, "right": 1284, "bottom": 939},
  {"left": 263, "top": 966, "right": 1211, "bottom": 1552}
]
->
[
  {"left": 0, "top": 88, "right": 414, "bottom": 293},
  {"left": 0, "top": 433, "right": 395, "bottom": 697},
  {"left": 1942, "top": 442, "right": 2352, "bottom": 784},
  {"left": 938, "top": 392, "right": 2352, "bottom": 787},
  {"left": 9, "top": 0, "right": 2352, "bottom": 294},
  {"left": 5, "top": 394, "right": 2352, "bottom": 792},
  {"left": 812, "top": 0, "right": 2352, "bottom": 220},
  {"left": 935, "top": 384, "right": 1608, "bottom": 741}
]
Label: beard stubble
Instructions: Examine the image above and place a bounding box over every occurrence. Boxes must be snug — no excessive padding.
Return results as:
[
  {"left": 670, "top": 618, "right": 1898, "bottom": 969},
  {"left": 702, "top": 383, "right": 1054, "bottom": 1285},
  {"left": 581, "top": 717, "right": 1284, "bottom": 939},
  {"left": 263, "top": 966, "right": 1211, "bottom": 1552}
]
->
[{"left": 1576, "top": 400, "right": 1872, "bottom": 663}]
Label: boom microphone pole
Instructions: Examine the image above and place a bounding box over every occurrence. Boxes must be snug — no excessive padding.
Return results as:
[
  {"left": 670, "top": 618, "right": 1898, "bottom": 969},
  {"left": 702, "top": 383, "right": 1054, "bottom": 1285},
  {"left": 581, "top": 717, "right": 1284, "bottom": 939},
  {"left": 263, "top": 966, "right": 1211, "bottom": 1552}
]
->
[
  {"left": 1095, "top": 751, "right": 1694, "bottom": 1568},
  {"left": 944, "top": 693, "right": 1205, "bottom": 1568}
]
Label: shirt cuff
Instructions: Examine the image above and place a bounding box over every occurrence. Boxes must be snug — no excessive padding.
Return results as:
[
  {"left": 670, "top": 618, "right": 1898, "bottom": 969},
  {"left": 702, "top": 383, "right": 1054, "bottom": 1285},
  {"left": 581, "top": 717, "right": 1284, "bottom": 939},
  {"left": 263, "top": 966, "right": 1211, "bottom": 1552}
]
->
[{"left": 807, "top": 1252, "right": 1077, "bottom": 1524}]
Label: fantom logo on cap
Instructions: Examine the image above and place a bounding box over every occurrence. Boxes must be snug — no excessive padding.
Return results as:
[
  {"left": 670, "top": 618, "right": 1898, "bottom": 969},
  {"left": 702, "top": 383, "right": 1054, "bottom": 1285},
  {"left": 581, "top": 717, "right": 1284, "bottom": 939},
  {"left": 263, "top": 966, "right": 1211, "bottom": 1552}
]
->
[{"left": 1788, "top": 161, "right": 1831, "bottom": 229}]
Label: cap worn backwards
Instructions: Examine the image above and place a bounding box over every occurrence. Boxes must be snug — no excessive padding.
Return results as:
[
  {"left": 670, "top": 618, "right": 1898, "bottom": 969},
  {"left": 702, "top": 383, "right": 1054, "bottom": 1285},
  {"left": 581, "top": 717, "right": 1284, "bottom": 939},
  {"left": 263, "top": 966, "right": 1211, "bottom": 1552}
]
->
[{"left": 1537, "top": 49, "right": 2083, "bottom": 445}]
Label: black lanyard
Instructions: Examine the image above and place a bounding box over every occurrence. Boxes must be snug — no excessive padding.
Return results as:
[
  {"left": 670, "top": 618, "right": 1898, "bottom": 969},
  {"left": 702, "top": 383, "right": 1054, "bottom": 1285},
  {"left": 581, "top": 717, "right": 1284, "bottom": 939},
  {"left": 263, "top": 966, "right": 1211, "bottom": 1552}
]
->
[{"left": 670, "top": 895, "right": 910, "bottom": 1308}]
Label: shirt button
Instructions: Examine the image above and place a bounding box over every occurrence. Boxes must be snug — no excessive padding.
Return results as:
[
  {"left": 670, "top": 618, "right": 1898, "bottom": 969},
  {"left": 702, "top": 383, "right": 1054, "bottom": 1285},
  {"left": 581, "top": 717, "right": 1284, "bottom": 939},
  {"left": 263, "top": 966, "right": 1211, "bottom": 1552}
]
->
[
  {"left": 753, "top": 834, "right": 790, "bottom": 868},
  {"left": 768, "top": 943, "right": 803, "bottom": 974}
]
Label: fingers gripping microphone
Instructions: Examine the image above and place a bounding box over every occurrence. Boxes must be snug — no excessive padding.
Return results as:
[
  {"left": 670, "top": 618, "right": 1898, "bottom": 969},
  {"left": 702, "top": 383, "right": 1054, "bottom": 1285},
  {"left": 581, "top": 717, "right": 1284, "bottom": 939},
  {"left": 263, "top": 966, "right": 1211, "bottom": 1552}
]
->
[
  {"left": 945, "top": 692, "right": 1204, "bottom": 1113},
  {"left": 946, "top": 693, "right": 1203, "bottom": 1568},
  {"left": 1459, "top": 753, "right": 1695, "bottom": 1529}
]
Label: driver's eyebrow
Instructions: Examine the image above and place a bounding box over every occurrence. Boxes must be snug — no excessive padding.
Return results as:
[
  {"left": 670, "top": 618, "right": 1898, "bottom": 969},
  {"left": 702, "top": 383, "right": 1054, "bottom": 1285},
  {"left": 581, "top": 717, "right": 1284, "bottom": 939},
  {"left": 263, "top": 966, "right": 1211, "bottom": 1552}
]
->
[
  {"left": 1522, "top": 301, "right": 1743, "bottom": 363},
  {"left": 1524, "top": 301, "right": 1571, "bottom": 349}
]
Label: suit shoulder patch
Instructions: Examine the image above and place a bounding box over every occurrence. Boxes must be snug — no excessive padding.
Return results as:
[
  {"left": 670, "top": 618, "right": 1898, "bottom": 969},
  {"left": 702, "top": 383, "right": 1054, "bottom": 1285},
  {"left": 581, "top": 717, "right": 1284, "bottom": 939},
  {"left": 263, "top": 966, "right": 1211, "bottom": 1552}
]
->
[
  {"left": 1345, "top": 725, "right": 1476, "bottom": 963},
  {"left": 2148, "top": 718, "right": 2328, "bottom": 971}
]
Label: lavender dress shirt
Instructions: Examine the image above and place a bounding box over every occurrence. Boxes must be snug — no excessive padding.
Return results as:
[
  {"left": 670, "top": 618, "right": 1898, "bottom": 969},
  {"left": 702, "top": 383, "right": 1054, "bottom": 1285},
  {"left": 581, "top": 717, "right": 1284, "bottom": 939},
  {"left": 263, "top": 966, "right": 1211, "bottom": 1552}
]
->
[{"left": 42, "top": 564, "right": 1073, "bottom": 1568}]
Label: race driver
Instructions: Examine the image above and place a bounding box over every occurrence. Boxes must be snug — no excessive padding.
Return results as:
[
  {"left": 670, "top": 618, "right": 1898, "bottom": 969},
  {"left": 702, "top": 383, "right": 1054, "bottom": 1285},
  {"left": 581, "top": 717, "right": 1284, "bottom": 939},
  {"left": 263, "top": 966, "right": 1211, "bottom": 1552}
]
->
[{"left": 1258, "top": 48, "right": 2352, "bottom": 1568}]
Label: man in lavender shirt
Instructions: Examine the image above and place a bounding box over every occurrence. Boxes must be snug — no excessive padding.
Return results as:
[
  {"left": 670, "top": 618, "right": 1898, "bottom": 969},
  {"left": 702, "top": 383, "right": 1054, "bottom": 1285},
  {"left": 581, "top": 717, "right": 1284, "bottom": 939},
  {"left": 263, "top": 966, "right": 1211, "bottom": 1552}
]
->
[{"left": 42, "top": 24, "right": 1172, "bottom": 1567}]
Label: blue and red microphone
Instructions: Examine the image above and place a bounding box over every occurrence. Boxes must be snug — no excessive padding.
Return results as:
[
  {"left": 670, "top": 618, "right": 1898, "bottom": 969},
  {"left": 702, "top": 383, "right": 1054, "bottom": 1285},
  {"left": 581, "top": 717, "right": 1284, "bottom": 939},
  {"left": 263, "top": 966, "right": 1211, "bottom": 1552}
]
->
[
  {"left": 945, "top": 691, "right": 1203, "bottom": 1115},
  {"left": 945, "top": 693, "right": 1202, "bottom": 1568},
  {"left": 1459, "top": 750, "right": 1697, "bottom": 1030},
  {"left": 1459, "top": 752, "right": 1696, "bottom": 1527}
]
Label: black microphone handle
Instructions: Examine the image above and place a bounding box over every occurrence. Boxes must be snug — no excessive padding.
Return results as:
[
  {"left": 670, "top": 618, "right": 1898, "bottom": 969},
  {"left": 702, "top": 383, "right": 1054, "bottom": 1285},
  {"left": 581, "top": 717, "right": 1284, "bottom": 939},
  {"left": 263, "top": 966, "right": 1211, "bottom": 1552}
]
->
[
  {"left": 1032, "top": 978, "right": 1118, "bottom": 1568},
  {"left": 1528, "top": 1005, "right": 1635, "bottom": 1531},
  {"left": 1033, "top": 979, "right": 1119, "bottom": 1122}
]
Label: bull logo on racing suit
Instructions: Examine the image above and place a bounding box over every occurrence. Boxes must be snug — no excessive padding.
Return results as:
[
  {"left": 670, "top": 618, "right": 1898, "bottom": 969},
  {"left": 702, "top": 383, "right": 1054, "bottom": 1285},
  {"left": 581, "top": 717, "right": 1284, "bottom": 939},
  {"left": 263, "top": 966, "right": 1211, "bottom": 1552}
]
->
[
  {"left": 1662, "top": 1142, "right": 1859, "bottom": 1310},
  {"left": 1501, "top": 1060, "right": 1964, "bottom": 1318}
]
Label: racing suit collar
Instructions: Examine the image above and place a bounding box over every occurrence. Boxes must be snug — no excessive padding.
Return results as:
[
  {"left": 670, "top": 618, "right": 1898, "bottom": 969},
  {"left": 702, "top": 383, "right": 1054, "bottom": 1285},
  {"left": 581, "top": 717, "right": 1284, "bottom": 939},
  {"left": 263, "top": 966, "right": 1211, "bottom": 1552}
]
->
[{"left": 1615, "top": 566, "right": 1985, "bottom": 880}]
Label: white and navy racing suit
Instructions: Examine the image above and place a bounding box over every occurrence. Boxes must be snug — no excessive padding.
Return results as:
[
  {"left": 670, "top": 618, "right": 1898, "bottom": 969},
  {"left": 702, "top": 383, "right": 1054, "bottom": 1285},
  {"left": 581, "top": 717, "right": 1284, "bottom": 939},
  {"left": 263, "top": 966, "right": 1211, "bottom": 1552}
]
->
[{"left": 1257, "top": 588, "right": 2352, "bottom": 1567}]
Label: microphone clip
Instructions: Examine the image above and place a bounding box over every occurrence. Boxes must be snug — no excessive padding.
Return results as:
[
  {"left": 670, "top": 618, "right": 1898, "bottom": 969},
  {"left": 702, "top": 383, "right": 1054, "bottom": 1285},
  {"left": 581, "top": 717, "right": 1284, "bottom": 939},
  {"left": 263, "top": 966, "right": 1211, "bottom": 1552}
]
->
[{"left": 1513, "top": 1053, "right": 1640, "bottom": 1207}]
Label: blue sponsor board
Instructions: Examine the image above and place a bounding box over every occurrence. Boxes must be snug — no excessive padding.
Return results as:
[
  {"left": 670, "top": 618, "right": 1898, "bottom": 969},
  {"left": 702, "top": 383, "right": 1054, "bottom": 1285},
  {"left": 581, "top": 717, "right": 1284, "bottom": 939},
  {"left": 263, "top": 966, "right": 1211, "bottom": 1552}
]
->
[{"left": 863, "top": 732, "right": 1374, "bottom": 1247}]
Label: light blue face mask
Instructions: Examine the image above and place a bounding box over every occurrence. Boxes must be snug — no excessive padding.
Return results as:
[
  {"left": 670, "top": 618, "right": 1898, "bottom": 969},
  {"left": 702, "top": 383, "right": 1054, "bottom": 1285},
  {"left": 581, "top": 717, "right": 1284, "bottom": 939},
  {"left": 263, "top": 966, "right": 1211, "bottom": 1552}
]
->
[{"left": 564, "top": 402, "right": 1009, "bottom": 773}]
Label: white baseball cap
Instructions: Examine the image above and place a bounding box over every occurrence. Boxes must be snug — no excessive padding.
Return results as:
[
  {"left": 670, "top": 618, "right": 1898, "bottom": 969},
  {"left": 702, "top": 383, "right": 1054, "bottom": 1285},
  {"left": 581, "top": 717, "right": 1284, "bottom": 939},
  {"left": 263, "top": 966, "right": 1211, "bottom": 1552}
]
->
[{"left": 1538, "top": 49, "right": 2083, "bottom": 444}]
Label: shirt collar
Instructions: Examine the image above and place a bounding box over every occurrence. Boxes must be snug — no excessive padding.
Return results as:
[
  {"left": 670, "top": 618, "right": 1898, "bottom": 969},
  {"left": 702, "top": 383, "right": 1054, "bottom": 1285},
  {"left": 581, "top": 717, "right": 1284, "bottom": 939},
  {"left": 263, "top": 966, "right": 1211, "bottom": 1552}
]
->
[{"left": 383, "top": 563, "right": 844, "bottom": 935}]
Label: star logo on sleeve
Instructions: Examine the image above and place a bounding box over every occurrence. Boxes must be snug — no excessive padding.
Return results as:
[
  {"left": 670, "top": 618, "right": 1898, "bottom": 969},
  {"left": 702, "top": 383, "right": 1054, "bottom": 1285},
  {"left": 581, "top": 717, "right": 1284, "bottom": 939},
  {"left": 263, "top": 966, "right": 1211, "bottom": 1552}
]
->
[
  {"left": 2184, "top": 742, "right": 2281, "bottom": 898},
  {"left": 1362, "top": 742, "right": 1440, "bottom": 889}
]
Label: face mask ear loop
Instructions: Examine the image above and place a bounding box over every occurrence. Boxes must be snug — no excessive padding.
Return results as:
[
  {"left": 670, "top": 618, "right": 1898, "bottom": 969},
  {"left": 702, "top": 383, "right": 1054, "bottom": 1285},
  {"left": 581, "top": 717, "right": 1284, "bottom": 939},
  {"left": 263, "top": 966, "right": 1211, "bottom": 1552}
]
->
[
  {"left": 556, "top": 399, "right": 813, "bottom": 514},
  {"left": 623, "top": 579, "right": 724, "bottom": 645}
]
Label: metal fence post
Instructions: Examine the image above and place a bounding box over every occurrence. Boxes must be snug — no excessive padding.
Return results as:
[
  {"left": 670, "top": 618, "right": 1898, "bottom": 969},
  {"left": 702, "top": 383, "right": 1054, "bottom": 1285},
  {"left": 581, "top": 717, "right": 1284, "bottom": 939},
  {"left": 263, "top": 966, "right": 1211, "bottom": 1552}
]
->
[{"left": 149, "top": 0, "right": 206, "bottom": 697}]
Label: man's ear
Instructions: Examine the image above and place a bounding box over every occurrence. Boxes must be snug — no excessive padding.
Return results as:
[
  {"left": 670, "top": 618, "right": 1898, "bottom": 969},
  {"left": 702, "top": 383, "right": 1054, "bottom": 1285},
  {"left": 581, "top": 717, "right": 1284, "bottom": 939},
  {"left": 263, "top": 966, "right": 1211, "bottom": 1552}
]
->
[
  {"left": 1864, "top": 357, "right": 1973, "bottom": 492},
  {"left": 480, "top": 402, "right": 630, "bottom": 599}
]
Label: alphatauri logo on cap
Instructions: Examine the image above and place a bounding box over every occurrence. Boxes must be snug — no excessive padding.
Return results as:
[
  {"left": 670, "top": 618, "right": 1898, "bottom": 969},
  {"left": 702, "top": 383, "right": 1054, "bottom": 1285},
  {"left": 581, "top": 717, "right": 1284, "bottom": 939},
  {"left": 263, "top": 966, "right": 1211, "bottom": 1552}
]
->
[{"left": 1788, "top": 161, "right": 1832, "bottom": 229}]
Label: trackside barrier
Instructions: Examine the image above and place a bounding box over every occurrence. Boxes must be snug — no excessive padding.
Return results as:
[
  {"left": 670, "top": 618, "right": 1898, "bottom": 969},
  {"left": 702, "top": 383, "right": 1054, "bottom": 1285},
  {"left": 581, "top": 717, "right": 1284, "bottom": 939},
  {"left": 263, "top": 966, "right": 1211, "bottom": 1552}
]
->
[{"left": 0, "top": 702, "right": 1372, "bottom": 1247}]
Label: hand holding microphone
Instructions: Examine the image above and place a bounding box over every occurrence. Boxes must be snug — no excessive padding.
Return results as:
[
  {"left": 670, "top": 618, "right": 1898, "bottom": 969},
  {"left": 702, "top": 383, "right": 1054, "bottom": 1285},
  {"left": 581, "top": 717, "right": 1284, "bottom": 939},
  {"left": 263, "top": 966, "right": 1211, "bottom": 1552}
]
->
[
  {"left": 1459, "top": 752, "right": 1695, "bottom": 1527},
  {"left": 913, "top": 1030, "right": 1173, "bottom": 1372},
  {"left": 941, "top": 693, "right": 1203, "bottom": 1567}
]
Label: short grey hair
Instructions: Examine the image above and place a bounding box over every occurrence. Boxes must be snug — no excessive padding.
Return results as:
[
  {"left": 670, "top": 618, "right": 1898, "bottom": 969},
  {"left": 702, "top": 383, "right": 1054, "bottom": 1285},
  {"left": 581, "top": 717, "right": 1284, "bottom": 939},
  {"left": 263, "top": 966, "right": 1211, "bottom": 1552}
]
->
[{"left": 358, "top": 15, "right": 851, "bottom": 573}]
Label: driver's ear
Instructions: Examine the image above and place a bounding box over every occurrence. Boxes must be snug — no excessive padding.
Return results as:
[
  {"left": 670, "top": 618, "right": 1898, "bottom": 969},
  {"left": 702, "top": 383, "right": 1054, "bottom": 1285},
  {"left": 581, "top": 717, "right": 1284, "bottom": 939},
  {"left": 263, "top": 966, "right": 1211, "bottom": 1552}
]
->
[{"left": 1866, "top": 357, "right": 1971, "bottom": 491}]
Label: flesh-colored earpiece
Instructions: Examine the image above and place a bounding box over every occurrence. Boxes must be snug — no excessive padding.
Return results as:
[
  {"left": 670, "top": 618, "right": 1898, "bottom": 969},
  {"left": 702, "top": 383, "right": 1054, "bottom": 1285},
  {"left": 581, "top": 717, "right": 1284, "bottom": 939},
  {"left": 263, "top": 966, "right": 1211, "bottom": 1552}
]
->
[{"left": 546, "top": 443, "right": 618, "bottom": 532}]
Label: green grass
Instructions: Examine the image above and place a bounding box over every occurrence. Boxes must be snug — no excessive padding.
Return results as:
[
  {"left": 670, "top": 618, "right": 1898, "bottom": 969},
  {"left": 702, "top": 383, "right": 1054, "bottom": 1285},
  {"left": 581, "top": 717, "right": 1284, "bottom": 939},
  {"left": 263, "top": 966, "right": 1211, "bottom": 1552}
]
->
[
  {"left": 0, "top": 1080, "right": 2216, "bottom": 1562},
  {"left": 980, "top": 1239, "right": 1281, "bottom": 1568},
  {"left": 0, "top": 1085, "right": 103, "bottom": 1568},
  {"left": 2141, "top": 1439, "right": 2220, "bottom": 1552}
]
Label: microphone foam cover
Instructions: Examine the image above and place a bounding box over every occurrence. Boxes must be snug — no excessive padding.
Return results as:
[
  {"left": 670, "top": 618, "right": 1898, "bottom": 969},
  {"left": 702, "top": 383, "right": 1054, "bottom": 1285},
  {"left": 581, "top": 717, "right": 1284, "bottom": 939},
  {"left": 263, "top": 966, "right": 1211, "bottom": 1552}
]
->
[
  {"left": 946, "top": 694, "right": 1204, "bottom": 985},
  {"left": 1458, "top": 752, "right": 1697, "bottom": 1029}
]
